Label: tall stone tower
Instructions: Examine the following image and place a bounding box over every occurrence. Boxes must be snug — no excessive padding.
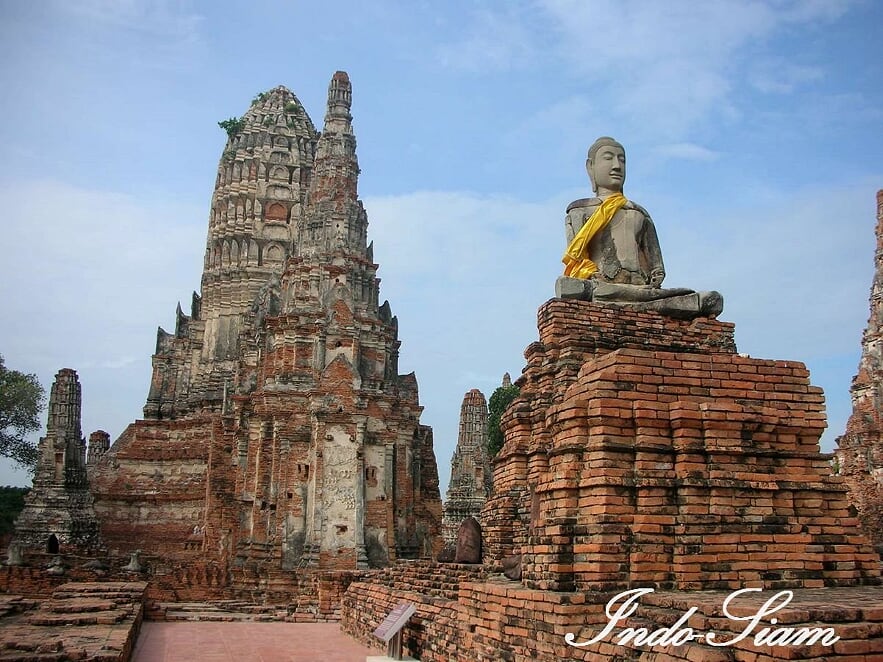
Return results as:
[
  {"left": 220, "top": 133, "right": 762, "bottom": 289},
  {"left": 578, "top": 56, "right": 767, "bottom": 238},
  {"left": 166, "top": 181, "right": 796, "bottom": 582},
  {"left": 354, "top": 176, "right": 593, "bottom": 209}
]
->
[
  {"left": 143, "top": 86, "right": 319, "bottom": 419},
  {"left": 442, "top": 389, "right": 492, "bottom": 544},
  {"left": 92, "top": 72, "right": 442, "bottom": 572},
  {"left": 14, "top": 369, "right": 99, "bottom": 552},
  {"left": 835, "top": 189, "right": 883, "bottom": 548}
]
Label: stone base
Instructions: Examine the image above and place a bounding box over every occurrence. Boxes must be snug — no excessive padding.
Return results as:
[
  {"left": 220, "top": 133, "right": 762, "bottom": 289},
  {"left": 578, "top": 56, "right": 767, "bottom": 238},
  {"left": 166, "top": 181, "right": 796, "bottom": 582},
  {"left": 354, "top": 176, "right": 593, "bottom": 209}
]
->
[
  {"left": 554, "top": 275, "right": 724, "bottom": 319},
  {"left": 0, "top": 581, "right": 146, "bottom": 662}
]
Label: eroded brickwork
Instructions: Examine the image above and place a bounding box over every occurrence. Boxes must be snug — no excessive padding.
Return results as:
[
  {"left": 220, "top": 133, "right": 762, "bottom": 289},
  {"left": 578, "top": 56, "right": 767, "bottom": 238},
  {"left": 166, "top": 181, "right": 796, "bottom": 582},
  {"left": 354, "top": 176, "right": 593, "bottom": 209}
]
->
[
  {"left": 835, "top": 189, "right": 883, "bottom": 548},
  {"left": 442, "top": 389, "right": 492, "bottom": 544},
  {"left": 0, "top": 581, "right": 146, "bottom": 662},
  {"left": 88, "top": 72, "right": 441, "bottom": 580},
  {"left": 484, "top": 300, "right": 878, "bottom": 591},
  {"left": 342, "top": 299, "right": 883, "bottom": 661}
]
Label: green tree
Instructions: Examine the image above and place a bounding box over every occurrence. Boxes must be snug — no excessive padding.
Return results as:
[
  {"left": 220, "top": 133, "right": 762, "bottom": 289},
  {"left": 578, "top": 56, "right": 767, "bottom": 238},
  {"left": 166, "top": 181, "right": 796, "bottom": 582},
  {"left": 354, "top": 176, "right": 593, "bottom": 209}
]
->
[
  {"left": 487, "top": 384, "right": 520, "bottom": 458},
  {"left": 0, "top": 355, "right": 45, "bottom": 473}
]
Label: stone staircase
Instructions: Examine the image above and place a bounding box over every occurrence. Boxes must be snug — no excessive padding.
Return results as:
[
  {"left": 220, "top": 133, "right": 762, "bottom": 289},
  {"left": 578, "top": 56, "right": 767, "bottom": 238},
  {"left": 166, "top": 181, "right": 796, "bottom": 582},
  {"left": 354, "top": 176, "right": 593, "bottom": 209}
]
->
[
  {"left": 148, "top": 600, "right": 328, "bottom": 622},
  {"left": 151, "top": 600, "right": 278, "bottom": 621}
]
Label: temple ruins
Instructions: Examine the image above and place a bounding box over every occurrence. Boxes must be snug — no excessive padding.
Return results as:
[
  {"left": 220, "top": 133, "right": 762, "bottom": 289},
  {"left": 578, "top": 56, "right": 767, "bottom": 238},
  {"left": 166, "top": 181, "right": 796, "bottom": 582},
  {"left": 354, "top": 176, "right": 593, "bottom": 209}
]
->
[
  {"left": 442, "top": 388, "right": 492, "bottom": 545},
  {"left": 3, "top": 88, "right": 883, "bottom": 662},
  {"left": 10, "top": 73, "right": 442, "bottom": 591},
  {"left": 341, "top": 143, "right": 883, "bottom": 661},
  {"left": 836, "top": 189, "right": 883, "bottom": 549},
  {"left": 13, "top": 369, "right": 100, "bottom": 554}
]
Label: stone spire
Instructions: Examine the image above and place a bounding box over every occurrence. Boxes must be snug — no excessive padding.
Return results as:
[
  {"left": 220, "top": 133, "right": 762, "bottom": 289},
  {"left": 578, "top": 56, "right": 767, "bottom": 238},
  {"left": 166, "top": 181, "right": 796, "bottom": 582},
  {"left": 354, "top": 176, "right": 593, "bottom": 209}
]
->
[
  {"left": 144, "top": 86, "right": 320, "bottom": 418},
  {"left": 37, "top": 369, "right": 87, "bottom": 488},
  {"left": 835, "top": 189, "right": 883, "bottom": 547},
  {"left": 299, "top": 71, "right": 367, "bottom": 256},
  {"left": 86, "top": 430, "right": 110, "bottom": 475},
  {"left": 14, "top": 369, "right": 99, "bottom": 552},
  {"left": 442, "top": 389, "right": 492, "bottom": 544}
]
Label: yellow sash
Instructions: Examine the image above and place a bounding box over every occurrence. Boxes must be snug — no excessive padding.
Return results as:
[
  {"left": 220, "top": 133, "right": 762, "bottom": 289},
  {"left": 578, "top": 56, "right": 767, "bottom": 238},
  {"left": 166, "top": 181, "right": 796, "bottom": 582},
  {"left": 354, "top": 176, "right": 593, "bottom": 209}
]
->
[{"left": 562, "top": 193, "right": 627, "bottom": 279}]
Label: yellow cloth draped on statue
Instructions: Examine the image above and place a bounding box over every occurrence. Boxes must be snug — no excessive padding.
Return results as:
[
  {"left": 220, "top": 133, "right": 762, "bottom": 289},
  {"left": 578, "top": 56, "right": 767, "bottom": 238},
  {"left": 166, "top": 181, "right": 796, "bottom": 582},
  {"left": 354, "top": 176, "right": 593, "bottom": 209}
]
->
[{"left": 562, "top": 192, "right": 628, "bottom": 279}]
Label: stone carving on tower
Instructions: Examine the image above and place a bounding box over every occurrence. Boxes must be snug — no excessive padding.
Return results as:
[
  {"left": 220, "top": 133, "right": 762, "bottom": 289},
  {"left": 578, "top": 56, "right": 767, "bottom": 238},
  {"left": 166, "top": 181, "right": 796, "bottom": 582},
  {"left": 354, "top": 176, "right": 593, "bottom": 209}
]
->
[
  {"left": 835, "top": 189, "right": 883, "bottom": 549},
  {"left": 13, "top": 369, "right": 100, "bottom": 552},
  {"left": 90, "top": 72, "right": 442, "bottom": 572},
  {"left": 442, "top": 389, "right": 492, "bottom": 544}
]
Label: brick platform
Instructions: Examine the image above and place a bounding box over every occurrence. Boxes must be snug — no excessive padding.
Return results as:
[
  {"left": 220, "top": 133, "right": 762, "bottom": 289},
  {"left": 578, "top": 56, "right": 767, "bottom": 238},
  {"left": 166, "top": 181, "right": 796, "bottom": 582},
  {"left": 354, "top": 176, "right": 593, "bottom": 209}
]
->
[
  {"left": 0, "top": 581, "right": 147, "bottom": 662},
  {"left": 342, "top": 300, "right": 883, "bottom": 660}
]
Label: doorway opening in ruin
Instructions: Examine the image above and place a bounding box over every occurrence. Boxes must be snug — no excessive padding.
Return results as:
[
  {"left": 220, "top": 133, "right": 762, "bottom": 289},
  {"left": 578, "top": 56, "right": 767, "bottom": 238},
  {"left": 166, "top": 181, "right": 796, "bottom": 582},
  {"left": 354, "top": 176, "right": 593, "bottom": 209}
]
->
[{"left": 47, "top": 534, "right": 59, "bottom": 554}]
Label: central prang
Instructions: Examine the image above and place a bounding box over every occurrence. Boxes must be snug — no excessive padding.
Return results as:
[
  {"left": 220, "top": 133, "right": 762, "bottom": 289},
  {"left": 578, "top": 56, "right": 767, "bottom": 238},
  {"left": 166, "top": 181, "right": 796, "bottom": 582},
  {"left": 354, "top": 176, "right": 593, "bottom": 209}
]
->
[{"left": 555, "top": 136, "right": 723, "bottom": 319}]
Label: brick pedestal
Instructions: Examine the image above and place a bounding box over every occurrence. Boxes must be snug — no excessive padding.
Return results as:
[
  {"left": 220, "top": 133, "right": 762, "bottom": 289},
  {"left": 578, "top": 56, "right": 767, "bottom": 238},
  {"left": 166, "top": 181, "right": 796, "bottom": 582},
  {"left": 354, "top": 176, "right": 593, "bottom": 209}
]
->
[{"left": 485, "top": 300, "right": 880, "bottom": 591}]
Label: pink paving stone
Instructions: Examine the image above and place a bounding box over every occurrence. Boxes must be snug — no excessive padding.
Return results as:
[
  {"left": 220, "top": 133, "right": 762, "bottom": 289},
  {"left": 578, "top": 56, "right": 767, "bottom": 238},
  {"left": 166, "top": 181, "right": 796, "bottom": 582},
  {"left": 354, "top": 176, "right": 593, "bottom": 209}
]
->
[{"left": 132, "top": 622, "right": 384, "bottom": 662}]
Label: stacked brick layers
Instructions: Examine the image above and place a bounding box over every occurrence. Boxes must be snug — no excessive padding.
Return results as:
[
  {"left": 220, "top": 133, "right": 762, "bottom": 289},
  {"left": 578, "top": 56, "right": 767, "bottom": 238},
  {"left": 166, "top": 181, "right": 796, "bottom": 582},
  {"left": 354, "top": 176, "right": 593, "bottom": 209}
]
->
[
  {"left": 342, "top": 299, "right": 883, "bottom": 661},
  {"left": 836, "top": 190, "right": 883, "bottom": 548},
  {"left": 343, "top": 562, "right": 883, "bottom": 662},
  {"left": 0, "top": 581, "right": 147, "bottom": 662}
]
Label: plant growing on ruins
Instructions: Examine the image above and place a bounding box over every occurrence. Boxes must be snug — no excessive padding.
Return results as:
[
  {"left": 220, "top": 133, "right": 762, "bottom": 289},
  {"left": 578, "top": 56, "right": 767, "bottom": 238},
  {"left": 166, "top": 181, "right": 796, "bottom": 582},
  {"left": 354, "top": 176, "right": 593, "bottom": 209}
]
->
[
  {"left": 252, "top": 91, "right": 269, "bottom": 106},
  {"left": 487, "top": 384, "right": 519, "bottom": 458},
  {"left": 0, "top": 355, "right": 45, "bottom": 473},
  {"left": 218, "top": 117, "right": 245, "bottom": 137},
  {"left": 284, "top": 101, "right": 298, "bottom": 113}
]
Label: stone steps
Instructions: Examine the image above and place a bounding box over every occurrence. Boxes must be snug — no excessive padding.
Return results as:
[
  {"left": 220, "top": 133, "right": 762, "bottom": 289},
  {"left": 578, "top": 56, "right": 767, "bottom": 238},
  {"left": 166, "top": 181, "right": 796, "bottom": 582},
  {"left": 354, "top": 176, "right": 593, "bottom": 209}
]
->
[{"left": 150, "top": 600, "right": 337, "bottom": 622}]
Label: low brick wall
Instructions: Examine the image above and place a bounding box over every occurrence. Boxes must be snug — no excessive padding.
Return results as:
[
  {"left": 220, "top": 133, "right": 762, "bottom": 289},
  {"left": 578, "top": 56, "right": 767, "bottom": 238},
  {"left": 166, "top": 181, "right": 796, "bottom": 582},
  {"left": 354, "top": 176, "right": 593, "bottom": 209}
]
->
[{"left": 343, "top": 573, "right": 883, "bottom": 661}]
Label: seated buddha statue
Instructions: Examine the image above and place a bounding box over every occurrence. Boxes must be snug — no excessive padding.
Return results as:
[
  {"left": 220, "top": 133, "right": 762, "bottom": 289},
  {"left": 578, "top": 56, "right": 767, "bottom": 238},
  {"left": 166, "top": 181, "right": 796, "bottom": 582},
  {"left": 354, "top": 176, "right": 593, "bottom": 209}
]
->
[{"left": 555, "top": 136, "right": 723, "bottom": 320}]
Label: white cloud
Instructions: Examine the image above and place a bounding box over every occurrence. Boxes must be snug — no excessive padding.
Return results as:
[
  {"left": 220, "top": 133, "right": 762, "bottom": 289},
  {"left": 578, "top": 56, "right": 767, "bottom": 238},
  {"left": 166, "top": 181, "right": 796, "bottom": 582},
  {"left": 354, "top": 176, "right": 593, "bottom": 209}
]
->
[
  {"left": 49, "top": 0, "right": 205, "bottom": 70},
  {"left": 652, "top": 143, "right": 720, "bottom": 162},
  {"left": 749, "top": 61, "right": 825, "bottom": 94},
  {"left": 435, "top": 6, "right": 540, "bottom": 72},
  {"left": 0, "top": 178, "right": 204, "bottom": 486},
  {"left": 437, "top": 0, "right": 860, "bottom": 140},
  {"left": 364, "top": 179, "right": 880, "bottom": 490},
  {"left": 58, "top": 0, "right": 203, "bottom": 41}
]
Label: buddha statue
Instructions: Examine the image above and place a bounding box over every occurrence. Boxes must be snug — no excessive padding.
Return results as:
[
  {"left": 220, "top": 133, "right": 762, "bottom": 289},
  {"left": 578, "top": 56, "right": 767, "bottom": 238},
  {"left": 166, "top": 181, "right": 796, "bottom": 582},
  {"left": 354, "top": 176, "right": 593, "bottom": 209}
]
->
[{"left": 555, "top": 137, "right": 723, "bottom": 319}]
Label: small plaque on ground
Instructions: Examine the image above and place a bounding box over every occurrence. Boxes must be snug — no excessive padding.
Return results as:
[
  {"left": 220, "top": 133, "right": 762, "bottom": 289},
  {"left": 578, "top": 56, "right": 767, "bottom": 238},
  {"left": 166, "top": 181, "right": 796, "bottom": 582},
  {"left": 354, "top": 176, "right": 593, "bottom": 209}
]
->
[{"left": 373, "top": 603, "right": 416, "bottom": 643}]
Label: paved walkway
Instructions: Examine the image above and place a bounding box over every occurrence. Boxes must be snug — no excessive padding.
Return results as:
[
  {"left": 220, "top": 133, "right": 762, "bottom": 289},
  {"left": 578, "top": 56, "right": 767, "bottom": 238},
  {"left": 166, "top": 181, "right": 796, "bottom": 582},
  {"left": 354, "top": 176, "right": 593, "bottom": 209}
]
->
[{"left": 132, "top": 622, "right": 384, "bottom": 662}]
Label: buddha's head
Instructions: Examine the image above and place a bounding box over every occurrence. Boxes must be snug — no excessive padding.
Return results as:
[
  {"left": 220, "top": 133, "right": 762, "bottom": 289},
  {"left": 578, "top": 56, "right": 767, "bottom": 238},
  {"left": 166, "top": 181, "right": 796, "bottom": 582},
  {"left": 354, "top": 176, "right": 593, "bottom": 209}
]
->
[{"left": 587, "top": 136, "right": 626, "bottom": 195}]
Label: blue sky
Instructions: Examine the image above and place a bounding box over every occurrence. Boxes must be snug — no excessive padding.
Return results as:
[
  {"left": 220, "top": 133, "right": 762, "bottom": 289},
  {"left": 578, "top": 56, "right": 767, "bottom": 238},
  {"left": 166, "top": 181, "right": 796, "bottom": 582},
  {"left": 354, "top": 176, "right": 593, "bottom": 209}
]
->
[{"left": 0, "top": 0, "right": 881, "bottom": 495}]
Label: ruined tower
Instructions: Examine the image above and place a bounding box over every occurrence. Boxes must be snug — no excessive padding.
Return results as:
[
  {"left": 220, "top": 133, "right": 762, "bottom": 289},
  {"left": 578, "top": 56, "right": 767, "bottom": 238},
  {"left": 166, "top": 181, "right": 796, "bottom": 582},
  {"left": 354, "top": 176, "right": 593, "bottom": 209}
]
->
[
  {"left": 442, "top": 389, "right": 492, "bottom": 544},
  {"left": 91, "top": 72, "right": 442, "bottom": 573},
  {"left": 835, "top": 189, "right": 883, "bottom": 548},
  {"left": 143, "top": 86, "right": 319, "bottom": 419},
  {"left": 14, "top": 369, "right": 99, "bottom": 552}
]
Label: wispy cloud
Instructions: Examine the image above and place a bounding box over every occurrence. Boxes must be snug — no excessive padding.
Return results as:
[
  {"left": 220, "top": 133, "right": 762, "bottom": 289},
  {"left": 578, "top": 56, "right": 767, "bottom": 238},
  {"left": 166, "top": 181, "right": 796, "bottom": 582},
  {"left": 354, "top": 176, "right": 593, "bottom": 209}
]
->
[
  {"left": 363, "top": 177, "right": 880, "bottom": 489},
  {"left": 437, "top": 0, "right": 860, "bottom": 140},
  {"left": 435, "top": 6, "right": 542, "bottom": 72},
  {"left": 0, "top": 178, "right": 204, "bottom": 460},
  {"left": 748, "top": 60, "right": 825, "bottom": 94},
  {"left": 651, "top": 143, "right": 720, "bottom": 162},
  {"left": 50, "top": 0, "right": 205, "bottom": 69}
]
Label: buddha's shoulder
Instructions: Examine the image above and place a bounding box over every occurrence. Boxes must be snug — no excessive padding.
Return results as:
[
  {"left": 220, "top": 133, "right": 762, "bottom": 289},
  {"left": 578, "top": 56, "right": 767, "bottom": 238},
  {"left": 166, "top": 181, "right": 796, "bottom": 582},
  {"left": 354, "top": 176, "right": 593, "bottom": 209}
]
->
[
  {"left": 566, "top": 197, "right": 650, "bottom": 217},
  {"left": 566, "top": 197, "right": 600, "bottom": 213}
]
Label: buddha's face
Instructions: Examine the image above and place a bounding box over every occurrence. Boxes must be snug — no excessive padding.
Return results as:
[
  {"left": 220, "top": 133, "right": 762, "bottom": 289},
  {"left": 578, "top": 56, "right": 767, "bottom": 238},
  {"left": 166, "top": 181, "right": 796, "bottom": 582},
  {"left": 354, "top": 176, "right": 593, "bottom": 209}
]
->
[{"left": 589, "top": 144, "right": 626, "bottom": 193}]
